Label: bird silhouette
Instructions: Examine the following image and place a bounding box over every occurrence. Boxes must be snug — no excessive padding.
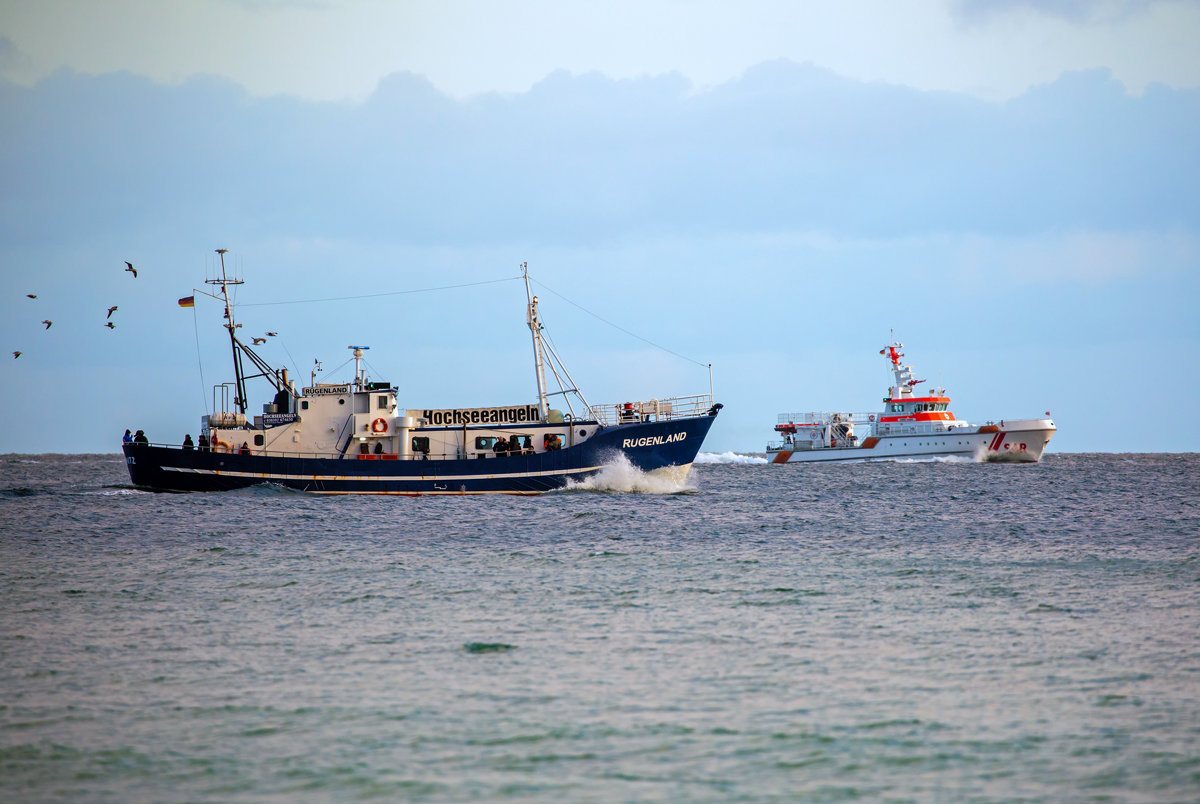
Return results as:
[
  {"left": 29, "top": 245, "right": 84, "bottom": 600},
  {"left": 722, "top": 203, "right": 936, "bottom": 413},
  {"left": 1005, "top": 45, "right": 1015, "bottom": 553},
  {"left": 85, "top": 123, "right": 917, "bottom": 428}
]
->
[
  {"left": 266, "top": 332, "right": 278, "bottom": 337},
  {"left": 252, "top": 337, "right": 266, "bottom": 345},
  {"left": 42, "top": 320, "right": 52, "bottom": 330},
  {"left": 107, "top": 306, "right": 118, "bottom": 319},
  {"left": 12, "top": 351, "right": 21, "bottom": 359},
  {"left": 124, "top": 261, "right": 137, "bottom": 278},
  {"left": 104, "top": 322, "right": 115, "bottom": 329},
  {"left": 26, "top": 294, "right": 37, "bottom": 299}
]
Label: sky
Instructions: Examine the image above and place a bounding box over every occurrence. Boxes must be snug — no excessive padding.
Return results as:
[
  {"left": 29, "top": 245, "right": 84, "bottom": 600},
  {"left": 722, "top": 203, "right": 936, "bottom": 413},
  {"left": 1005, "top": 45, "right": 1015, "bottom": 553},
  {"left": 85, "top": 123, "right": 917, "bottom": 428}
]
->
[{"left": 1, "top": 0, "right": 1198, "bottom": 454}]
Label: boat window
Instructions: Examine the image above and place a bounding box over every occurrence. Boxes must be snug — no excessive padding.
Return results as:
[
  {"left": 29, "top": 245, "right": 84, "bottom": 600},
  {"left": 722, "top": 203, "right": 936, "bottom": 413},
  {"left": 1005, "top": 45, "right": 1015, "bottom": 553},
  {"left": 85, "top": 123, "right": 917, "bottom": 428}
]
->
[
  {"left": 254, "top": 434, "right": 264, "bottom": 446},
  {"left": 411, "top": 436, "right": 430, "bottom": 453},
  {"left": 377, "top": 395, "right": 388, "bottom": 409},
  {"left": 475, "top": 436, "right": 498, "bottom": 450},
  {"left": 301, "top": 400, "right": 309, "bottom": 410}
]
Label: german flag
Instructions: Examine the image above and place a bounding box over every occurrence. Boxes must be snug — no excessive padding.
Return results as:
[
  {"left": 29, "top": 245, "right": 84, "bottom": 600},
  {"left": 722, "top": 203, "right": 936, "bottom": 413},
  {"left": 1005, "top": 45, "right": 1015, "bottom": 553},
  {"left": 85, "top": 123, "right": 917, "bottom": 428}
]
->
[{"left": 178, "top": 295, "right": 195, "bottom": 308}]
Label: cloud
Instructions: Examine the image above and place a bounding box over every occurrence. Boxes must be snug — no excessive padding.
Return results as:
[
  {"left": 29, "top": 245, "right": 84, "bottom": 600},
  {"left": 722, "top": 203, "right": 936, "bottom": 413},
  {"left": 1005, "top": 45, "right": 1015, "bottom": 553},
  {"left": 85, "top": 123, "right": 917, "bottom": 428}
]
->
[
  {"left": 953, "top": 0, "right": 1200, "bottom": 23},
  {"left": 0, "top": 36, "right": 20, "bottom": 75},
  {"left": 2, "top": 60, "right": 1195, "bottom": 252}
]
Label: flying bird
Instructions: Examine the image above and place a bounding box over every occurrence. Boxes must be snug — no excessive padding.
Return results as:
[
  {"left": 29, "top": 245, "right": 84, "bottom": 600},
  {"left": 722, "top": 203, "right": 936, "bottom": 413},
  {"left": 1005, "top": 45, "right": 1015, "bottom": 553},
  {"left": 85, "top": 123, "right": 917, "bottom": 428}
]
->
[
  {"left": 42, "top": 320, "right": 52, "bottom": 330},
  {"left": 26, "top": 294, "right": 37, "bottom": 299},
  {"left": 252, "top": 337, "right": 266, "bottom": 345},
  {"left": 266, "top": 332, "right": 277, "bottom": 337},
  {"left": 12, "top": 351, "right": 21, "bottom": 359},
  {"left": 107, "top": 306, "right": 118, "bottom": 319},
  {"left": 124, "top": 261, "right": 137, "bottom": 278},
  {"left": 104, "top": 322, "right": 115, "bottom": 329}
]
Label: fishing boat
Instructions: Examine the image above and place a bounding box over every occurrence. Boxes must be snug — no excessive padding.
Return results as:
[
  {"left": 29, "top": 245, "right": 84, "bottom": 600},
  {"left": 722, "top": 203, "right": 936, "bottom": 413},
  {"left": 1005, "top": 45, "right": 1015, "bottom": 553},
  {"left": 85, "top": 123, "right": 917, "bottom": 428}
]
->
[
  {"left": 766, "top": 337, "right": 1055, "bottom": 463},
  {"left": 123, "top": 252, "right": 722, "bottom": 494}
]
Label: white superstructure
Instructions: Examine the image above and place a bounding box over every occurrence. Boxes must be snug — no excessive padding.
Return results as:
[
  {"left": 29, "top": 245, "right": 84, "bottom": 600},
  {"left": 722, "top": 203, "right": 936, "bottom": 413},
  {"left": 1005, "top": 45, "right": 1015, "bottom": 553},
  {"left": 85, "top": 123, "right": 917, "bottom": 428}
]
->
[{"left": 766, "top": 337, "right": 1056, "bottom": 463}]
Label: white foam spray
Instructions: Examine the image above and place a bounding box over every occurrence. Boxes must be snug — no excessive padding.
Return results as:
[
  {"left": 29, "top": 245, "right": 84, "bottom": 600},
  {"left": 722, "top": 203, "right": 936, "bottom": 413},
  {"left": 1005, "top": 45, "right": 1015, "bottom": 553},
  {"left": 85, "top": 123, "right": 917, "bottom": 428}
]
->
[
  {"left": 562, "top": 452, "right": 697, "bottom": 494},
  {"left": 695, "top": 451, "right": 769, "bottom": 465},
  {"left": 888, "top": 453, "right": 979, "bottom": 464}
]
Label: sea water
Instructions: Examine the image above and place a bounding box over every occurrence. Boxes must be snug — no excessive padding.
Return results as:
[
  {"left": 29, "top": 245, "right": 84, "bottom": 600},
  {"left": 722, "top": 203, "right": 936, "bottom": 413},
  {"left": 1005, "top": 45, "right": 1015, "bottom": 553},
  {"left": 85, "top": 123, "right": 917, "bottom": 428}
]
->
[{"left": 1, "top": 453, "right": 1198, "bottom": 802}]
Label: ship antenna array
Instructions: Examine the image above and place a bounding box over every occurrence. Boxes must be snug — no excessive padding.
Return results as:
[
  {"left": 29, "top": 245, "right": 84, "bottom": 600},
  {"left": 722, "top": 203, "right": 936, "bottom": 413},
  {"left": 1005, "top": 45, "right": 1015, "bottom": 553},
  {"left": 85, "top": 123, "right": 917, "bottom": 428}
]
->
[
  {"left": 522, "top": 263, "right": 592, "bottom": 422},
  {"left": 205, "top": 249, "right": 249, "bottom": 413},
  {"left": 192, "top": 249, "right": 291, "bottom": 415}
]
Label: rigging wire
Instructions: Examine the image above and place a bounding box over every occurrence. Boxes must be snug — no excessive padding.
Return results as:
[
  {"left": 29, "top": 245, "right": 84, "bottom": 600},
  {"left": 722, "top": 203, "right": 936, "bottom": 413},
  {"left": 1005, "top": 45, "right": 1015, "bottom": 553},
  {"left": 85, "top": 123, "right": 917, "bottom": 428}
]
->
[
  {"left": 313, "top": 356, "right": 354, "bottom": 385},
  {"left": 237, "top": 276, "right": 522, "bottom": 307},
  {"left": 529, "top": 277, "right": 708, "bottom": 368},
  {"left": 193, "top": 305, "right": 209, "bottom": 417},
  {"left": 362, "top": 355, "right": 385, "bottom": 384},
  {"left": 277, "top": 340, "right": 303, "bottom": 386}
]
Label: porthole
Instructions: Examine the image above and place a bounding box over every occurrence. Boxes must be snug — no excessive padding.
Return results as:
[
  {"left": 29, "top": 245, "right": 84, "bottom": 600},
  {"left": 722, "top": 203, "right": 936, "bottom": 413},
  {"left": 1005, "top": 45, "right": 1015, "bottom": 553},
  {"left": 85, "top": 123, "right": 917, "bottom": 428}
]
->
[
  {"left": 338, "top": 398, "right": 345, "bottom": 405},
  {"left": 579, "top": 429, "right": 587, "bottom": 437}
]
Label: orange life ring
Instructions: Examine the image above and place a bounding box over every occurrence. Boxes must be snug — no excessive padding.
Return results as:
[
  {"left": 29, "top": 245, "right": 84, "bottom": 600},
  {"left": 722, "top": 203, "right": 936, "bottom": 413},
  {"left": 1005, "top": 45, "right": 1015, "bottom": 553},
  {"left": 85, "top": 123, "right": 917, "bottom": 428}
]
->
[
  {"left": 212, "top": 440, "right": 229, "bottom": 453},
  {"left": 371, "top": 418, "right": 388, "bottom": 434},
  {"left": 868, "top": 415, "right": 875, "bottom": 422}
]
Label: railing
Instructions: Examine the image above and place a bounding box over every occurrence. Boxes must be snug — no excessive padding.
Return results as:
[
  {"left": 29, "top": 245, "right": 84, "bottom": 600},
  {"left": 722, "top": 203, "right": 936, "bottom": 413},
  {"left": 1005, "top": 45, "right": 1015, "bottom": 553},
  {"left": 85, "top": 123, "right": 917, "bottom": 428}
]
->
[
  {"left": 124, "top": 442, "right": 548, "bottom": 462},
  {"left": 767, "top": 440, "right": 813, "bottom": 452},
  {"left": 777, "top": 411, "right": 877, "bottom": 426},
  {"left": 589, "top": 394, "right": 715, "bottom": 427},
  {"left": 872, "top": 421, "right": 970, "bottom": 436}
]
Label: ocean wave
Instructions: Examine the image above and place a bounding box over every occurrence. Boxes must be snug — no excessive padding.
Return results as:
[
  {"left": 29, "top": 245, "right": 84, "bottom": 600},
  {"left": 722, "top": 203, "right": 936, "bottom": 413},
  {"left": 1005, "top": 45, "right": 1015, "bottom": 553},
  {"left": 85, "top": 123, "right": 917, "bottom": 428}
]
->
[
  {"left": 887, "top": 454, "right": 979, "bottom": 464},
  {"left": 561, "top": 453, "right": 697, "bottom": 494},
  {"left": 695, "top": 452, "right": 769, "bottom": 465}
]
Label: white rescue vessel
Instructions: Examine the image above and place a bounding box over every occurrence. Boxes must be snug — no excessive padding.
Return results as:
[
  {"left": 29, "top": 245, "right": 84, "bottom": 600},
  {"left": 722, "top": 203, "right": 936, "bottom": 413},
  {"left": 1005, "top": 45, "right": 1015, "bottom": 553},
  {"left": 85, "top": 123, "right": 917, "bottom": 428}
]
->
[{"left": 767, "top": 338, "right": 1055, "bottom": 464}]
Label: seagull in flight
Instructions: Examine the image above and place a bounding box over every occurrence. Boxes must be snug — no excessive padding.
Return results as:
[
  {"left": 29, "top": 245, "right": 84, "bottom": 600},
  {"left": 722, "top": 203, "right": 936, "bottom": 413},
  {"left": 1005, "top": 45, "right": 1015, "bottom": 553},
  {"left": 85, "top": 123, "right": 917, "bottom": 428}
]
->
[
  {"left": 124, "top": 261, "right": 137, "bottom": 278},
  {"left": 42, "top": 320, "right": 52, "bottom": 329},
  {"left": 266, "top": 332, "right": 277, "bottom": 337},
  {"left": 26, "top": 294, "right": 37, "bottom": 299},
  {"left": 107, "top": 306, "right": 118, "bottom": 319},
  {"left": 105, "top": 322, "right": 115, "bottom": 329},
  {"left": 252, "top": 337, "right": 266, "bottom": 345},
  {"left": 12, "top": 351, "right": 21, "bottom": 359}
]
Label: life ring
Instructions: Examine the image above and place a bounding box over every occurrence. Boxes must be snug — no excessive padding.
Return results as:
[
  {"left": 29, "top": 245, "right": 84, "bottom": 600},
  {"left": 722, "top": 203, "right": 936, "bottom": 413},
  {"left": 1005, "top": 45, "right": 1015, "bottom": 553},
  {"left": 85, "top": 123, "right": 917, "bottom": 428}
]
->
[
  {"left": 371, "top": 418, "right": 388, "bottom": 434},
  {"left": 212, "top": 440, "right": 229, "bottom": 453},
  {"left": 868, "top": 415, "right": 875, "bottom": 422}
]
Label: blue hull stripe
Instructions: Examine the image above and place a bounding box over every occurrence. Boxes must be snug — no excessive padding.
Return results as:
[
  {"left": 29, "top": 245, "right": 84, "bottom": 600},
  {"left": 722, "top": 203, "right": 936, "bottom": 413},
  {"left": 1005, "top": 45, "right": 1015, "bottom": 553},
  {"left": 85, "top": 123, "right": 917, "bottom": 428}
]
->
[{"left": 161, "top": 464, "right": 605, "bottom": 481}]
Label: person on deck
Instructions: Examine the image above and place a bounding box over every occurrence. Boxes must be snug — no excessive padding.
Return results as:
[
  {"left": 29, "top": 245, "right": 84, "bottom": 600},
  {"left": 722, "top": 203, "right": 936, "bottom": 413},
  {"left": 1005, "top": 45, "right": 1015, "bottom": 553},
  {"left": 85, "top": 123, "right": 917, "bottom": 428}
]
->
[
  {"left": 493, "top": 437, "right": 508, "bottom": 457},
  {"left": 373, "top": 441, "right": 383, "bottom": 455},
  {"left": 239, "top": 442, "right": 250, "bottom": 454},
  {"left": 522, "top": 435, "right": 533, "bottom": 455},
  {"left": 133, "top": 430, "right": 148, "bottom": 445},
  {"left": 122, "top": 429, "right": 133, "bottom": 444},
  {"left": 182, "top": 434, "right": 194, "bottom": 450},
  {"left": 198, "top": 433, "right": 209, "bottom": 451},
  {"left": 508, "top": 435, "right": 521, "bottom": 455}
]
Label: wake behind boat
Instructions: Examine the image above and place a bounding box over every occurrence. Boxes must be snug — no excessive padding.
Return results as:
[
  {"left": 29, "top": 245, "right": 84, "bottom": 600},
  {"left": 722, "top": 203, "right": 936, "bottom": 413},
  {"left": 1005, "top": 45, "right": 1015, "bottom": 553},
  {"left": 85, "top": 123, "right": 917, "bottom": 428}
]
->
[
  {"left": 766, "top": 337, "right": 1055, "bottom": 464},
  {"left": 124, "top": 254, "right": 721, "bottom": 494}
]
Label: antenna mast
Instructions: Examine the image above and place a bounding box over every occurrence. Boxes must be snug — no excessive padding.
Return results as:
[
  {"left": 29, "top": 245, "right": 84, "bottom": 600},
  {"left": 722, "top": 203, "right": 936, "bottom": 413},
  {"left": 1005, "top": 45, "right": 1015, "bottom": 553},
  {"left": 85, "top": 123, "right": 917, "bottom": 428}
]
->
[
  {"left": 207, "top": 249, "right": 247, "bottom": 413},
  {"left": 523, "top": 262, "right": 550, "bottom": 421}
]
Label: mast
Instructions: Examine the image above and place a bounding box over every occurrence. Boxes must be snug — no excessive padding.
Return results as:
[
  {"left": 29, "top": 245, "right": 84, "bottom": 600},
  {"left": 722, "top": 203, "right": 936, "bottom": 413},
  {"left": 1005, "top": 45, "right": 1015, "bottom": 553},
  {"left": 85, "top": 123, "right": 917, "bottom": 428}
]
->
[
  {"left": 207, "top": 249, "right": 247, "bottom": 414},
  {"left": 349, "top": 346, "right": 369, "bottom": 391},
  {"left": 523, "top": 262, "right": 550, "bottom": 422}
]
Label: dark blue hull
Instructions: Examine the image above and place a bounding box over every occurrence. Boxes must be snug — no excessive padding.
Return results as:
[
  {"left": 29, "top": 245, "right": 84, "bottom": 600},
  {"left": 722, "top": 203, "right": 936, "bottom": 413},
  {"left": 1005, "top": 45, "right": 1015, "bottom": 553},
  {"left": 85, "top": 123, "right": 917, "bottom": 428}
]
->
[{"left": 123, "top": 415, "right": 717, "bottom": 494}]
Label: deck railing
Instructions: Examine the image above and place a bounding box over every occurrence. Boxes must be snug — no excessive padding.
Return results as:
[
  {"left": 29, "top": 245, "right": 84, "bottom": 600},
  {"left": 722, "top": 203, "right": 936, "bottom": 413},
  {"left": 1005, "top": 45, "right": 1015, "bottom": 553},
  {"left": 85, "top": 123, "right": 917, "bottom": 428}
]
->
[
  {"left": 777, "top": 411, "right": 877, "bottom": 426},
  {"left": 589, "top": 394, "right": 715, "bottom": 426},
  {"left": 125, "top": 442, "right": 546, "bottom": 462}
]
